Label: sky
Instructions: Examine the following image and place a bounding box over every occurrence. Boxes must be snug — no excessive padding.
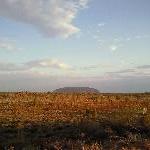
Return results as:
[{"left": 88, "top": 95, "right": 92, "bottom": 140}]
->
[{"left": 0, "top": 0, "right": 150, "bottom": 92}]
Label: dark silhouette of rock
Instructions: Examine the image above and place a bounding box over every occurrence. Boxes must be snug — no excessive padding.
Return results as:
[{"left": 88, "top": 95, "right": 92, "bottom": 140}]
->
[{"left": 53, "top": 87, "right": 99, "bottom": 93}]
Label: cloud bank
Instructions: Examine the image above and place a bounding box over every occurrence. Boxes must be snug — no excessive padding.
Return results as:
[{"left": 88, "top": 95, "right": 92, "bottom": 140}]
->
[
  {"left": 0, "top": 60, "right": 150, "bottom": 92},
  {"left": 0, "top": 0, "right": 89, "bottom": 38},
  {"left": 0, "top": 72, "right": 150, "bottom": 93}
]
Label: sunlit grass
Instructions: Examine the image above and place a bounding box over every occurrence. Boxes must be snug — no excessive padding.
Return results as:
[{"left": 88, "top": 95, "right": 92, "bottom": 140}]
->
[{"left": 0, "top": 92, "right": 150, "bottom": 149}]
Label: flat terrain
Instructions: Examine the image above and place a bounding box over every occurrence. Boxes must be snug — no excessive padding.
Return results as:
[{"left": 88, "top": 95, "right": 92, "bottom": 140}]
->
[{"left": 0, "top": 92, "right": 150, "bottom": 149}]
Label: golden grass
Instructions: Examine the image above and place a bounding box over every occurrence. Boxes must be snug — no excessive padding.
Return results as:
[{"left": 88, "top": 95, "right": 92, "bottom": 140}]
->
[
  {"left": 0, "top": 92, "right": 150, "bottom": 126},
  {"left": 0, "top": 92, "right": 150, "bottom": 149}
]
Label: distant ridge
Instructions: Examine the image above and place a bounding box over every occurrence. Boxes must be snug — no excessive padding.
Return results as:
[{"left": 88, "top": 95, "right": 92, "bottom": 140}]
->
[{"left": 53, "top": 87, "right": 99, "bottom": 93}]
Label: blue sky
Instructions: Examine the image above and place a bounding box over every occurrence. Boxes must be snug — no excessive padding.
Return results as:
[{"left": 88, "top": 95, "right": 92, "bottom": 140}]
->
[{"left": 0, "top": 0, "right": 150, "bottom": 92}]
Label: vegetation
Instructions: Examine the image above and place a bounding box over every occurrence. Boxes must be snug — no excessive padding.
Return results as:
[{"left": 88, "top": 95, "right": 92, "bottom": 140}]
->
[{"left": 0, "top": 92, "right": 150, "bottom": 149}]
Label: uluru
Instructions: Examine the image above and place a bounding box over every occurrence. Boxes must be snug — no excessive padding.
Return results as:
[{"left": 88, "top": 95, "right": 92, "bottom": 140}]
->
[{"left": 53, "top": 87, "right": 99, "bottom": 93}]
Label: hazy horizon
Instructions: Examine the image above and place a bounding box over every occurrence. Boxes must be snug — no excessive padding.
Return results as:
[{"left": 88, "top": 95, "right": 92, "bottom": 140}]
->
[{"left": 0, "top": 0, "right": 150, "bottom": 92}]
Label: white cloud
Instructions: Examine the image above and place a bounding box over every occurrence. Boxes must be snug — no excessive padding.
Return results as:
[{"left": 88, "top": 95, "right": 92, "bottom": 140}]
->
[
  {"left": 135, "top": 35, "right": 150, "bottom": 40},
  {"left": 126, "top": 37, "right": 131, "bottom": 41},
  {"left": 26, "top": 59, "right": 73, "bottom": 70},
  {"left": 98, "top": 23, "right": 106, "bottom": 27},
  {"left": 0, "top": 0, "right": 89, "bottom": 38},
  {"left": 0, "top": 39, "right": 22, "bottom": 51},
  {"left": 80, "top": 63, "right": 113, "bottom": 70},
  {"left": 0, "top": 58, "right": 73, "bottom": 73},
  {"left": 0, "top": 62, "right": 28, "bottom": 72},
  {"left": 137, "top": 65, "right": 150, "bottom": 69},
  {"left": 107, "top": 65, "right": 150, "bottom": 78},
  {"left": 110, "top": 45, "right": 119, "bottom": 52},
  {"left": 115, "top": 34, "right": 150, "bottom": 42}
]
